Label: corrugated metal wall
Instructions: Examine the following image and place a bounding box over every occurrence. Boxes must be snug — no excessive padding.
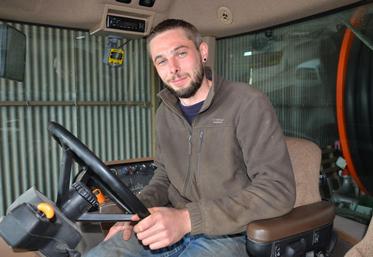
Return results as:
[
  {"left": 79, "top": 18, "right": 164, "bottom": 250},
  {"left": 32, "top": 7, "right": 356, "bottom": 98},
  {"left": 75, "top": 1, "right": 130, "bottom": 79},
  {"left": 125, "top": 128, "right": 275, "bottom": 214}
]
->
[
  {"left": 216, "top": 22, "right": 339, "bottom": 147},
  {"left": 0, "top": 22, "right": 154, "bottom": 215}
]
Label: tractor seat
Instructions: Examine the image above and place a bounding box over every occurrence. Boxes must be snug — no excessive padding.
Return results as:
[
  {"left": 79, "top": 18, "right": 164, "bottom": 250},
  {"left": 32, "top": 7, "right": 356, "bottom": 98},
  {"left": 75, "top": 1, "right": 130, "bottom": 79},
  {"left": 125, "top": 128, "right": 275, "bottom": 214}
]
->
[{"left": 246, "top": 137, "right": 336, "bottom": 257}]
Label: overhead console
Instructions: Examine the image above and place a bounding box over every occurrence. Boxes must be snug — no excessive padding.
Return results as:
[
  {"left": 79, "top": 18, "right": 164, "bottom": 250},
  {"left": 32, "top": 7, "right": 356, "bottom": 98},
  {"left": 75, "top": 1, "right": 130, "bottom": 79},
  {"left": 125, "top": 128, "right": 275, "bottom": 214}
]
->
[{"left": 90, "top": 4, "right": 154, "bottom": 38}]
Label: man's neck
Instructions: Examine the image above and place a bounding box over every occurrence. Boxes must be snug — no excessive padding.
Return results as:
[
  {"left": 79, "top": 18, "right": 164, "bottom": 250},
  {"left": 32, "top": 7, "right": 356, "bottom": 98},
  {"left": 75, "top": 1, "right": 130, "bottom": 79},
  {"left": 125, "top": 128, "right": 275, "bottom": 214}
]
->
[{"left": 179, "top": 77, "right": 212, "bottom": 106}]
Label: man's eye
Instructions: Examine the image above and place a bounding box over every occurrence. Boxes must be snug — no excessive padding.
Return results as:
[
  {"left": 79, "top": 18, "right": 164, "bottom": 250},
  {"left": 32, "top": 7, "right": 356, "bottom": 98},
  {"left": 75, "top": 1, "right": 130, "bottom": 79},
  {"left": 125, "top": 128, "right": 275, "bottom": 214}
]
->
[
  {"left": 157, "top": 59, "right": 167, "bottom": 65},
  {"left": 178, "top": 51, "right": 187, "bottom": 57}
]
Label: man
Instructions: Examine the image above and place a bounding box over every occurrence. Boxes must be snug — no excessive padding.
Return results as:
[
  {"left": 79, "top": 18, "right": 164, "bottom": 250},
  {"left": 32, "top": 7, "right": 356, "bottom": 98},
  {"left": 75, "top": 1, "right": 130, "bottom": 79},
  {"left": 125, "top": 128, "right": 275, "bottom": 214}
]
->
[{"left": 85, "top": 19, "right": 295, "bottom": 257}]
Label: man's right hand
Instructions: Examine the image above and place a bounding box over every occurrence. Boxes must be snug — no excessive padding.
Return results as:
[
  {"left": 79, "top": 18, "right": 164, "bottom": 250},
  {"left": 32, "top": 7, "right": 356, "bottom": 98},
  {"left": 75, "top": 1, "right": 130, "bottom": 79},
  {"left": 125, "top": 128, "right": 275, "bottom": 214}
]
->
[{"left": 104, "top": 221, "right": 135, "bottom": 241}]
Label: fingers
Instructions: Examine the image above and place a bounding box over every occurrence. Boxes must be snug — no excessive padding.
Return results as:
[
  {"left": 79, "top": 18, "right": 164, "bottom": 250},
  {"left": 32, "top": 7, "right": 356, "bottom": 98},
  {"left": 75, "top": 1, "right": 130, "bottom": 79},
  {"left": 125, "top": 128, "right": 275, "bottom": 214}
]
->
[
  {"left": 131, "top": 214, "right": 140, "bottom": 222},
  {"left": 104, "top": 222, "right": 133, "bottom": 241},
  {"left": 121, "top": 222, "right": 134, "bottom": 240},
  {"left": 132, "top": 207, "right": 159, "bottom": 234},
  {"left": 137, "top": 226, "right": 172, "bottom": 249},
  {"left": 133, "top": 216, "right": 155, "bottom": 234},
  {"left": 104, "top": 222, "right": 124, "bottom": 241},
  {"left": 141, "top": 232, "right": 171, "bottom": 250},
  {"left": 136, "top": 221, "right": 162, "bottom": 241},
  {"left": 132, "top": 207, "right": 190, "bottom": 250},
  {"left": 102, "top": 208, "right": 190, "bottom": 250},
  {"left": 103, "top": 213, "right": 147, "bottom": 241}
]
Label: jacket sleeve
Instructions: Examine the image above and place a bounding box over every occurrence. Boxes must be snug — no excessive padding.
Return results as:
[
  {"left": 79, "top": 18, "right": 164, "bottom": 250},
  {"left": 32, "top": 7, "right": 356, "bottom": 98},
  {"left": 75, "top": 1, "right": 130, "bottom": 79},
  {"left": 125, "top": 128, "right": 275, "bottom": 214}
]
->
[
  {"left": 138, "top": 134, "right": 171, "bottom": 208},
  {"left": 186, "top": 94, "right": 296, "bottom": 235}
]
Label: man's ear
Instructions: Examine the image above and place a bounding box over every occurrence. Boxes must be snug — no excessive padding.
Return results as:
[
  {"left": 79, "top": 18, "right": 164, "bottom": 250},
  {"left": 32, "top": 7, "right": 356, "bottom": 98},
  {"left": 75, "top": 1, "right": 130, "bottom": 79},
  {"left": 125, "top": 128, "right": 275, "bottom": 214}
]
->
[{"left": 199, "top": 41, "right": 209, "bottom": 62}]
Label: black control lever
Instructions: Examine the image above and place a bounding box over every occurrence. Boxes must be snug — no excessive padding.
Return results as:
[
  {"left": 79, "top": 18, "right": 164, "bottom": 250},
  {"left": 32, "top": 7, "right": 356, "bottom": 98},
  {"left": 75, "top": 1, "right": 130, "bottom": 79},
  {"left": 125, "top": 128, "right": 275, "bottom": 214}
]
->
[{"left": 78, "top": 213, "right": 133, "bottom": 222}]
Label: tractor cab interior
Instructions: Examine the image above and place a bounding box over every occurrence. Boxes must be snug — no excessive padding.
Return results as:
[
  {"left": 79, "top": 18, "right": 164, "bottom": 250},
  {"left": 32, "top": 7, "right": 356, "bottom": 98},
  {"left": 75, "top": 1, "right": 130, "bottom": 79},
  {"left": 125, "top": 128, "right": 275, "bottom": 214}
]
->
[
  {"left": 0, "top": 124, "right": 336, "bottom": 257},
  {"left": 1, "top": 0, "right": 373, "bottom": 257}
]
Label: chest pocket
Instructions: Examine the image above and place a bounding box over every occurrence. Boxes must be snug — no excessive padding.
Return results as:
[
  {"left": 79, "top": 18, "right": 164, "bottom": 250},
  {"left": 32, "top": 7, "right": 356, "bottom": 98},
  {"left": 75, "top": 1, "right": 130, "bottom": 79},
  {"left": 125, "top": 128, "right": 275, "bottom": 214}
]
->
[{"left": 195, "top": 122, "right": 244, "bottom": 188}]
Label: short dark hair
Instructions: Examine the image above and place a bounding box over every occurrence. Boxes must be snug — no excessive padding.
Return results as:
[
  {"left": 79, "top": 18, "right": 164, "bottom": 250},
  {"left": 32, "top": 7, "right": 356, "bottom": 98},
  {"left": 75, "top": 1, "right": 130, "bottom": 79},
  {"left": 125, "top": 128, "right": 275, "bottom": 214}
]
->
[{"left": 147, "top": 19, "right": 202, "bottom": 51}]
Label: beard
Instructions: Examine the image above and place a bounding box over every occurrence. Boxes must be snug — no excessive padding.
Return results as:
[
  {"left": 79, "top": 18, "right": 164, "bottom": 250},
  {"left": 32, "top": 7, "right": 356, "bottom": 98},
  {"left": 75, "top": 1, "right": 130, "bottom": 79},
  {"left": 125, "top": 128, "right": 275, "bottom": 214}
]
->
[{"left": 164, "top": 63, "right": 205, "bottom": 99}]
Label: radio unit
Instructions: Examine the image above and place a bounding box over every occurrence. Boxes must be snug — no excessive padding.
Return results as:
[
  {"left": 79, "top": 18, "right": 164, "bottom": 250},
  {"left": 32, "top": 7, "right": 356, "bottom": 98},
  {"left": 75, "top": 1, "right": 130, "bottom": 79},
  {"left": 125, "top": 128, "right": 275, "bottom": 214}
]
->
[
  {"left": 106, "top": 15, "right": 146, "bottom": 33},
  {"left": 91, "top": 4, "right": 154, "bottom": 38}
]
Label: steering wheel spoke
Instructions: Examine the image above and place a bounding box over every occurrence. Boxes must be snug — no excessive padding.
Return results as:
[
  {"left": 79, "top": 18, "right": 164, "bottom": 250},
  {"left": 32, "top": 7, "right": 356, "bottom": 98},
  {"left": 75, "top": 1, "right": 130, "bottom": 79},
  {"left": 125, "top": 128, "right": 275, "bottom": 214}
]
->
[
  {"left": 56, "top": 148, "right": 74, "bottom": 207},
  {"left": 48, "top": 121, "right": 150, "bottom": 219}
]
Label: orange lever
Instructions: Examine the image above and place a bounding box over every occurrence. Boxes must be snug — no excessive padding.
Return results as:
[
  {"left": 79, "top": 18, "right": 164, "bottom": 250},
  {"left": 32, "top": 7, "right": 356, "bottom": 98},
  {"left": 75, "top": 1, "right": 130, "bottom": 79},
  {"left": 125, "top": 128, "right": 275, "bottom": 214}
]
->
[
  {"left": 37, "top": 202, "right": 55, "bottom": 220},
  {"left": 92, "top": 188, "right": 106, "bottom": 205}
]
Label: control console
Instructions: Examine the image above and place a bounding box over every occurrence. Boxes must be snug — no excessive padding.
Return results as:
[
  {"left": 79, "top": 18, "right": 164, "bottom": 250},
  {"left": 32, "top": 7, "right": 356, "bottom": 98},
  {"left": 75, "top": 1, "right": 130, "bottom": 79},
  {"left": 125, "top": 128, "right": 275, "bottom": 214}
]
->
[{"left": 106, "top": 157, "right": 156, "bottom": 195}]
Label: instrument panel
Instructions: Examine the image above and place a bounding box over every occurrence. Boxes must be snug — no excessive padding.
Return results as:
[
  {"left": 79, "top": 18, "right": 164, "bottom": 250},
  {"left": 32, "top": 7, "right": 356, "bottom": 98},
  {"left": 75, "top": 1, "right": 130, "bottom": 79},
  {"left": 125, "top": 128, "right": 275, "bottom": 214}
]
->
[{"left": 105, "top": 157, "right": 156, "bottom": 195}]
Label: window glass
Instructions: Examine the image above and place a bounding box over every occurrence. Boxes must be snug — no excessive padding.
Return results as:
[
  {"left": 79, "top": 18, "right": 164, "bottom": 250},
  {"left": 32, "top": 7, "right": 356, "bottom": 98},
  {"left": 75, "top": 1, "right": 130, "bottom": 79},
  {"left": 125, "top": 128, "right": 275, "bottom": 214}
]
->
[
  {"left": 217, "top": 3, "right": 373, "bottom": 220},
  {"left": 0, "top": 22, "right": 153, "bottom": 215}
]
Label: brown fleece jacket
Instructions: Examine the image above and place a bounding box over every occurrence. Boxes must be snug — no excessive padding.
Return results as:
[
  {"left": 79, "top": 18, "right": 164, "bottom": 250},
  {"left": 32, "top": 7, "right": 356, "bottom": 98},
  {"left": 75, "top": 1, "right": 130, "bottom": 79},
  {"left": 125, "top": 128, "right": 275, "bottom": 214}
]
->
[{"left": 139, "top": 72, "right": 295, "bottom": 236}]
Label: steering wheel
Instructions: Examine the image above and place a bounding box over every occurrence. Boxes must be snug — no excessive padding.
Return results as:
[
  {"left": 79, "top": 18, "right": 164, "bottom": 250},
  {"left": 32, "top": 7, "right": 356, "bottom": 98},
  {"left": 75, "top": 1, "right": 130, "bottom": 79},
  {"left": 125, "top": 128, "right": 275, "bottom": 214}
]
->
[{"left": 48, "top": 121, "right": 150, "bottom": 219}]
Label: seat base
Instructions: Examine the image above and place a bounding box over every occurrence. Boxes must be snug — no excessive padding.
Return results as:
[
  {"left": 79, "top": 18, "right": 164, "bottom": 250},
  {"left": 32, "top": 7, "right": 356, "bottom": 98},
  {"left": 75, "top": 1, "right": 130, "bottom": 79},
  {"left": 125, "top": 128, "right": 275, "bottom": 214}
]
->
[{"left": 247, "top": 223, "right": 335, "bottom": 257}]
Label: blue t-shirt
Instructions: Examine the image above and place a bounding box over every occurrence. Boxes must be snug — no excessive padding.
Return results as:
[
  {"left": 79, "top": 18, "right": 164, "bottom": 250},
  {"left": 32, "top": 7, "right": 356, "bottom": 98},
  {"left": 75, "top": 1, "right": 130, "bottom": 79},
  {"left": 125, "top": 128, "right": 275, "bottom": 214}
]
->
[{"left": 179, "top": 101, "right": 204, "bottom": 124}]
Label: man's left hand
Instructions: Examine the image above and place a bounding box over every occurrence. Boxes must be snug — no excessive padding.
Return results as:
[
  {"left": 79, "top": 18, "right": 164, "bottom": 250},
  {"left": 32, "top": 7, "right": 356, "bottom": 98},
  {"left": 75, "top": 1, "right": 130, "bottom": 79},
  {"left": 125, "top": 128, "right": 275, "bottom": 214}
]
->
[{"left": 132, "top": 207, "right": 191, "bottom": 250}]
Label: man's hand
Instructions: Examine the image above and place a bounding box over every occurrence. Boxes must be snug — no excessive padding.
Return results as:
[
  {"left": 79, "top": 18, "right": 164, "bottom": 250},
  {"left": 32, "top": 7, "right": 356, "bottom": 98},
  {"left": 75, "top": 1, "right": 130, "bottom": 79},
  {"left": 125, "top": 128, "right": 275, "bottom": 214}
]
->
[
  {"left": 104, "top": 221, "right": 137, "bottom": 241},
  {"left": 133, "top": 207, "right": 191, "bottom": 250}
]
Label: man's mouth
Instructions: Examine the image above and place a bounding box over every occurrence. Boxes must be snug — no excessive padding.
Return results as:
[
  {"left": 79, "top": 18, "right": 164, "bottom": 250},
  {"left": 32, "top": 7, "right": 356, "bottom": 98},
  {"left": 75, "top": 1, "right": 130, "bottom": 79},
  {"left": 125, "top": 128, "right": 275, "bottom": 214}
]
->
[{"left": 169, "top": 75, "right": 189, "bottom": 86}]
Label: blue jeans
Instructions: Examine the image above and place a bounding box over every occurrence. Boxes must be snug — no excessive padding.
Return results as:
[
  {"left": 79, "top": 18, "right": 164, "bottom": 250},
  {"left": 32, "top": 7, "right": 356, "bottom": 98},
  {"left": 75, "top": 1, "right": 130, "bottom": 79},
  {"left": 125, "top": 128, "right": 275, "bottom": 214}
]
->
[{"left": 84, "top": 232, "right": 249, "bottom": 257}]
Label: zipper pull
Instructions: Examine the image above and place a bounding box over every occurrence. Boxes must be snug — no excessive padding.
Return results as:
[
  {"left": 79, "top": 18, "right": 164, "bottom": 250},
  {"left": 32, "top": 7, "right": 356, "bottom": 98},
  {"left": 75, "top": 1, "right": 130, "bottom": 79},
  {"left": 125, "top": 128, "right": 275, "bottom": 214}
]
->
[
  {"left": 188, "top": 135, "right": 192, "bottom": 155},
  {"left": 199, "top": 130, "right": 204, "bottom": 152}
]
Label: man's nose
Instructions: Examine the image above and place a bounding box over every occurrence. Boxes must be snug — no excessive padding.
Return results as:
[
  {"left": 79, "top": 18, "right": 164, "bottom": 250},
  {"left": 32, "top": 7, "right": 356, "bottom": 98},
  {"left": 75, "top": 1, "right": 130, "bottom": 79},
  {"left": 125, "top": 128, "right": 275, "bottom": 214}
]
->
[{"left": 168, "top": 58, "right": 180, "bottom": 74}]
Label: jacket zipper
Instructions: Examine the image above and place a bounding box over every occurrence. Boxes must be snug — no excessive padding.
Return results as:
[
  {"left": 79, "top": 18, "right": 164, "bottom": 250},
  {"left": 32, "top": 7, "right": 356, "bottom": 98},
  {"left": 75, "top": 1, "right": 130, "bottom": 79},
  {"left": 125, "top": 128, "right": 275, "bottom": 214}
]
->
[
  {"left": 183, "top": 134, "right": 193, "bottom": 195},
  {"left": 188, "top": 134, "right": 192, "bottom": 154},
  {"left": 196, "top": 130, "right": 204, "bottom": 189},
  {"left": 198, "top": 130, "right": 204, "bottom": 153}
]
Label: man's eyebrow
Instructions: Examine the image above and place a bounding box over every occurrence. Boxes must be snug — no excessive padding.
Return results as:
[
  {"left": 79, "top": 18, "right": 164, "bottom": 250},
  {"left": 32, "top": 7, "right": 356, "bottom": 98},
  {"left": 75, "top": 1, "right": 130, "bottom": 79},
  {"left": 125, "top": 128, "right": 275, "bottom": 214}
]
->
[
  {"left": 153, "top": 45, "right": 189, "bottom": 63},
  {"left": 172, "top": 45, "right": 189, "bottom": 53}
]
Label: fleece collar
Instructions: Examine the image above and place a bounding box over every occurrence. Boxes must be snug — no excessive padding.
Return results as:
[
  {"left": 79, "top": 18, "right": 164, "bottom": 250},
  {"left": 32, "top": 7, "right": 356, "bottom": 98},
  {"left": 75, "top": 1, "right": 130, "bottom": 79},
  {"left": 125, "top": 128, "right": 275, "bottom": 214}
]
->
[{"left": 157, "top": 69, "right": 224, "bottom": 114}]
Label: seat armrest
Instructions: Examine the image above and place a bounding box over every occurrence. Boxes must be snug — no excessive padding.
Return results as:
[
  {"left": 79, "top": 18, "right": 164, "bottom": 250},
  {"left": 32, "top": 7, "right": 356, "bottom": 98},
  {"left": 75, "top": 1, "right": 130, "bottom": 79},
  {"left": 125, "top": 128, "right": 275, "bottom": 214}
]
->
[{"left": 247, "top": 201, "right": 335, "bottom": 243}]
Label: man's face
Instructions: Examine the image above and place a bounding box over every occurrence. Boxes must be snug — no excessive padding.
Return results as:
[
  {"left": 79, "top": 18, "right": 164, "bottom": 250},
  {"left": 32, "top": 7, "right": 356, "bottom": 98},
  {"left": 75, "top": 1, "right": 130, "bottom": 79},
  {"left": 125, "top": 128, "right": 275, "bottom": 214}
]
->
[{"left": 149, "top": 28, "right": 205, "bottom": 98}]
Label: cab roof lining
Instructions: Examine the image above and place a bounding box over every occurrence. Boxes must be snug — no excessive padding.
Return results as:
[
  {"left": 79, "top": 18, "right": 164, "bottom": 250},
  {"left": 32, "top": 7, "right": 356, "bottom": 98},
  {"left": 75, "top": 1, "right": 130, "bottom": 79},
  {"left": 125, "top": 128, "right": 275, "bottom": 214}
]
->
[{"left": 0, "top": 0, "right": 362, "bottom": 38}]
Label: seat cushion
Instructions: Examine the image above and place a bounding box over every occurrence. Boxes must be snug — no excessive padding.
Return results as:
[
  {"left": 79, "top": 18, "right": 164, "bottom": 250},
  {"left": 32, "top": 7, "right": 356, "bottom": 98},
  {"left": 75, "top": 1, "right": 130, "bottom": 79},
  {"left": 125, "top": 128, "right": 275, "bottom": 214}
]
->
[{"left": 285, "top": 137, "right": 322, "bottom": 207}]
